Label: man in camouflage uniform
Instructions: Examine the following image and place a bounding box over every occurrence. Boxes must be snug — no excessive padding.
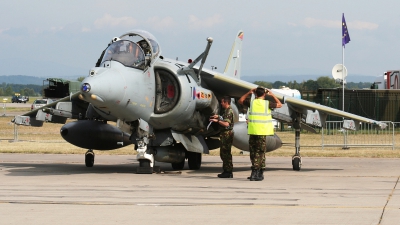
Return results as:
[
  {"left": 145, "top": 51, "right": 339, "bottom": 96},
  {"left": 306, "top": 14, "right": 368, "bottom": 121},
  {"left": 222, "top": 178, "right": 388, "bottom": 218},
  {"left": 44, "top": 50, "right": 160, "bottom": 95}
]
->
[
  {"left": 210, "top": 96, "right": 234, "bottom": 178},
  {"left": 239, "top": 87, "right": 282, "bottom": 181}
]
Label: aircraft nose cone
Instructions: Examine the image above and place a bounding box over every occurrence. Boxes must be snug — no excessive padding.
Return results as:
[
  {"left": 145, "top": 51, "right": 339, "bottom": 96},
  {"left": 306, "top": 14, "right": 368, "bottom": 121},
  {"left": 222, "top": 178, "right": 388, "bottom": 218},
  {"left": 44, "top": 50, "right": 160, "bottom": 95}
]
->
[
  {"left": 79, "top": 82, "right": 105, "bottom": 102},
  {"left": 80, "top": 68, "right": 126, "bottom": 106}
]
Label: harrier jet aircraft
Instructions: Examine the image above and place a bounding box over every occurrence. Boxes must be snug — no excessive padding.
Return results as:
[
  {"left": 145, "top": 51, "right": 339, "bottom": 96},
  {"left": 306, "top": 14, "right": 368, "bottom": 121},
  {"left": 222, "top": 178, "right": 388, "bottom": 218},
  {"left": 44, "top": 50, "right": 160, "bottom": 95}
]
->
[{"left": 13, "top": 30, "right": 387, "bottom": 173}]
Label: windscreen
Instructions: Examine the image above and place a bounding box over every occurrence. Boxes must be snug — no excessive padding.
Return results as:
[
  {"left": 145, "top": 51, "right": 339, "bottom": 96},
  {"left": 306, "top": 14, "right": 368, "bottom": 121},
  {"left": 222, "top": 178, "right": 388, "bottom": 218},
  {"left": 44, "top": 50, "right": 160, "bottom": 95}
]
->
[
  {"left": 101, "top": 40, "right": 145, "bottom": 70},
  {"left": 35, "top": 100, "right": 47, "bottom": 104}
]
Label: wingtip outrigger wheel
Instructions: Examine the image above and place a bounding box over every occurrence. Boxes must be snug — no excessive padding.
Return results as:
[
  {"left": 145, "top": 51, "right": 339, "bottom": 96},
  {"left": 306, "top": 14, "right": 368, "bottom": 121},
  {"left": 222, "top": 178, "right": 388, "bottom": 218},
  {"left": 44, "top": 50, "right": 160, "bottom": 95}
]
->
[{"left": 292, "top": 155, "right": 302, "bottom": 171}]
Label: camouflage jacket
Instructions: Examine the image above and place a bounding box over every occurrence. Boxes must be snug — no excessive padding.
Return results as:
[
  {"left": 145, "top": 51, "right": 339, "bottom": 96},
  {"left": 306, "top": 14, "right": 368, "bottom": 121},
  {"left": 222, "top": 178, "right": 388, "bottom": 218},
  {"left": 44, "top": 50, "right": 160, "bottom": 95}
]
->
[{"left": 220, "top": 106, "right": 234, "bottom": 131}]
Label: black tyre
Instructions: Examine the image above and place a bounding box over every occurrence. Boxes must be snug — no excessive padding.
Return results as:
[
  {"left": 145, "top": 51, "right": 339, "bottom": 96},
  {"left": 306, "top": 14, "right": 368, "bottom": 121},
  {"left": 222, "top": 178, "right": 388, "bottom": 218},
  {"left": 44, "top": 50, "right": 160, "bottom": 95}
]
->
[
  {"left": 292, "top": 157, "right": 301, "bottom": 171},
  {"left": 139, "top": 159, "right": 151, "bottom": 167},
  {"left": 171, "top": 159, "right": 185, "bottom": 170},
  {"left": 85, "top": 151, "right": 95, "bottom": 167},
  {"left": 187, "top": 152, "right": 201, "bottom": 170}
]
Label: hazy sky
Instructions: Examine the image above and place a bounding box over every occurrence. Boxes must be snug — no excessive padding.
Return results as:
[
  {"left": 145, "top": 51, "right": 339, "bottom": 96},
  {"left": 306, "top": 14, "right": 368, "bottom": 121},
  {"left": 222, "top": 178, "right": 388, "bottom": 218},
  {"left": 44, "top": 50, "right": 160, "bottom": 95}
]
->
[{"left": 1, "top": 0, "right": 399, "bottom": 81}]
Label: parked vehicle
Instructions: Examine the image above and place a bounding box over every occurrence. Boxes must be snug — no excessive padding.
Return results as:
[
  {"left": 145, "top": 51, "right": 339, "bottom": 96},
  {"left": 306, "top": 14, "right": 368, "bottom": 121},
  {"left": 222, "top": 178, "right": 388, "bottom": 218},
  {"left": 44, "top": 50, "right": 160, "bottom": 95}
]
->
[
  {"left": 11, "top": 95, "right": 28, "bottom": 103},
  {"left": 31, "top": 99, "right": 53, "bottom": 111}
]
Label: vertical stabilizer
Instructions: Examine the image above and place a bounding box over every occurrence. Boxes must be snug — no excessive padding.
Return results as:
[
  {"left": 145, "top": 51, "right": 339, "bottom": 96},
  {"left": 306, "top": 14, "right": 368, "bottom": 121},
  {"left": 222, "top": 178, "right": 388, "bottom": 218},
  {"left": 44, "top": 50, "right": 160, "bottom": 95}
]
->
[{"left": 223, "top": 30, "right": 243, "bottom": 79}]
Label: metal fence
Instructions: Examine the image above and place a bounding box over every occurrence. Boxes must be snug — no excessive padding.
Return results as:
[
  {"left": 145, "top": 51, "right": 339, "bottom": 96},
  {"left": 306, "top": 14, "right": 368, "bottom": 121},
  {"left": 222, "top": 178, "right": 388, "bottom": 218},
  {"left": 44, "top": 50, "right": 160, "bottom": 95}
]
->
[
  {"left": 0, "top": 117, "right": 66, "bottom": 143},
  {"left": 2, "top": 118, "right": 399, "bottom": 150},
  {"left": 321, "top": 121, "right": 395, "bottom": 150}
]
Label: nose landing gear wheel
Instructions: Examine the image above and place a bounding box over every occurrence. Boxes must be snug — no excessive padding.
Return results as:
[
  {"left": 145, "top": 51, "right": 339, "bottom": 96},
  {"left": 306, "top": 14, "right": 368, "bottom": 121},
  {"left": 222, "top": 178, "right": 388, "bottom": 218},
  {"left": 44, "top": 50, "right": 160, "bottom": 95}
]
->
[
  {"left": 137, "top": 159, "right": 153, "bottom": 174},
  {"left": 139, "top": 159, "right": 150, "bottom": 168},
  {"left": 85, "top": 150, "right": 95, "bottom": 167}
]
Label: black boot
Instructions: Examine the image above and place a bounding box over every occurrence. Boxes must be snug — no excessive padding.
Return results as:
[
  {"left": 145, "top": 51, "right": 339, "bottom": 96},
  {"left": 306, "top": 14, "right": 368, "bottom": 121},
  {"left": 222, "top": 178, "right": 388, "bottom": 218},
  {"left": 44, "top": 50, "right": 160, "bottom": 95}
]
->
[
  {"left": 218, "top": 171, "right": 233, "bottom": 178},
  {"left": 258, "top": 169, "right": 264, "bottom": 181},
  {"left": 253, "top": 169, "right": 264, "bottom": 181},
  {"left": 249, "top": 169, "right": 259, "bottom": 181},
  {"left": 247, "top": 169, "right": 256, "bottom": 179}
]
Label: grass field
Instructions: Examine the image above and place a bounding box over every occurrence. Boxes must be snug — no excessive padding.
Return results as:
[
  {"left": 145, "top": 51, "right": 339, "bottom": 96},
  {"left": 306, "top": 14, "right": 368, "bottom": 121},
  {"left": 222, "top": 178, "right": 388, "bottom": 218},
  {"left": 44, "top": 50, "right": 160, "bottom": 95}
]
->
[
  {"left": 1, "top": 96, "right": 41, "bottom": 104},
  {"left": 0, "top": 116, "right": 399, "bottom": 158}
]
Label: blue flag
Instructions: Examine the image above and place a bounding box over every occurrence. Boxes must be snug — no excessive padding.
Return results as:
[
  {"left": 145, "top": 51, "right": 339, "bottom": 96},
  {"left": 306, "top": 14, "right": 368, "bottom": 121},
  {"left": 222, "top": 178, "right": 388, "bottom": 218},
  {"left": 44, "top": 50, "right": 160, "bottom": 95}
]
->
[{"left": 342, "top": 13, "right": 351, "bottom": 47}]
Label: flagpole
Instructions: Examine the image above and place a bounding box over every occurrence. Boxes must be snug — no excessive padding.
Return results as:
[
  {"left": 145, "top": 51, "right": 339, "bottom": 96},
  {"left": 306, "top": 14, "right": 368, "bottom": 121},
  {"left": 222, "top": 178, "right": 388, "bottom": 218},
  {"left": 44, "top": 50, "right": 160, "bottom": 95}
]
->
[
  {"left": 342, "top": 45, "right": 344, "bottom": 112},
  {"left": 341, "top": 13, "right": 350, "bottom": 150},
  {"left": 341, "top": 12, "right": 349, "bottom": 112},
  {"left": 342, "top": 43, "right": 347, "bottom": 149}
]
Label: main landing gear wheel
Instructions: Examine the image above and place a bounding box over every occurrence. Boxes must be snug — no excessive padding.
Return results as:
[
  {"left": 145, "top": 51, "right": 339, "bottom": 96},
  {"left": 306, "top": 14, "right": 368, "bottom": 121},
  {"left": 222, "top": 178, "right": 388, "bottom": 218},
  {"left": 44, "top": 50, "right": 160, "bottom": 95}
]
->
[
  {"left": 171, "top": 159, "right": 185, "bottom": 170},
  {"left": 187, "top": 152, "right": 202, "bottom": 170},
  {"left": 292, "top": 155, "right": 301, "bottom": 171},
  {"left": 85, "top": 150, "right": 95, "bottom": 167}
]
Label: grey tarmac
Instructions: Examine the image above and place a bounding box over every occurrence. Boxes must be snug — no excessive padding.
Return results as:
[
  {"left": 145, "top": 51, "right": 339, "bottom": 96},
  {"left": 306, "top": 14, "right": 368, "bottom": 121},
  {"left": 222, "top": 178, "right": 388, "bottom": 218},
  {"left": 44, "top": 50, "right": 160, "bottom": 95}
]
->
[{"left": 0, "top": 154, "right": 399, "bottom": 225}]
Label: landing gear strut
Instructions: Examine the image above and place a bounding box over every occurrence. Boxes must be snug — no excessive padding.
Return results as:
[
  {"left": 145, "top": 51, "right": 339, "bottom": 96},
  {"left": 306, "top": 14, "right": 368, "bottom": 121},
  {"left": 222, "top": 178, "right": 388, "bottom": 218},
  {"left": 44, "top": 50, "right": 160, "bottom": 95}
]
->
[
  {"left": 85, "top": 149, "right": 95, "bottom": 167},
  {"left": 292, "top": 114, "right": 302, "bottom": 171}
]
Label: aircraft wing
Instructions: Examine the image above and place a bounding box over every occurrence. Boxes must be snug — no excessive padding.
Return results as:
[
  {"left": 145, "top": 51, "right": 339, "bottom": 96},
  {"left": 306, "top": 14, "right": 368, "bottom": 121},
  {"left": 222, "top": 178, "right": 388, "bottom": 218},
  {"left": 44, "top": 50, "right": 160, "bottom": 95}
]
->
[
  {"left": 198, "top": 69, "right": 387, "bottom": 130},
  {"left": 200, "top": 68, "right": 254, "bottom": 97},
  {"left": 13, "top": 92, "right": 89, "bottom": 127}
]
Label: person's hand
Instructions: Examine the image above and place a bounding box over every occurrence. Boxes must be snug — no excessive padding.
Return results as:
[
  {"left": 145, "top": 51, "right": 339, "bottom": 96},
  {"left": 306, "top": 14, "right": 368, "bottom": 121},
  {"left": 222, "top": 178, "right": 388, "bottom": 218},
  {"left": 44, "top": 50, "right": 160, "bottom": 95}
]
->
[
  {"left": 209, "top": 118, "right": 218, "bottom": 122},
  {"left": 210, "top": 115, "right": 218, "bottom": 119}
]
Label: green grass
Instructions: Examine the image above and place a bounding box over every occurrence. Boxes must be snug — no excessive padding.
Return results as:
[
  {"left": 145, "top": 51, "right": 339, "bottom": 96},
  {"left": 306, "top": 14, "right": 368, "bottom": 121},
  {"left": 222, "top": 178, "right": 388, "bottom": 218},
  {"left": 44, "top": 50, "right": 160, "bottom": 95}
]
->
[{"left": 1, "top": 96, "right": 41, "bottom": 104}]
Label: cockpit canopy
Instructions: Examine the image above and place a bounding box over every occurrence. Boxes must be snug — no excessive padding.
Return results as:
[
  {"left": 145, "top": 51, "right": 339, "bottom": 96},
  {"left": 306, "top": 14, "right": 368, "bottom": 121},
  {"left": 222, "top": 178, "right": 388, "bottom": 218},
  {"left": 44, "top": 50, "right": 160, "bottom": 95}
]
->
[
  {"left": 101, "top": 30, "right": 160, "bottom": 70},
  {"left": 101, "top": 40, "right": 146, "bottom": 70}
]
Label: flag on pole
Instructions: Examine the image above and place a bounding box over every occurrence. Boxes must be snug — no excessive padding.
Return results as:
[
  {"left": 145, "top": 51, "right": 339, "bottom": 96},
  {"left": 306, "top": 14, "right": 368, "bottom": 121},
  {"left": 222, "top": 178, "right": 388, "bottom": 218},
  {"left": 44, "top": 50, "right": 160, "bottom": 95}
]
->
[{"left": 342, "top": 13, "right": 351, "bottom": 47}]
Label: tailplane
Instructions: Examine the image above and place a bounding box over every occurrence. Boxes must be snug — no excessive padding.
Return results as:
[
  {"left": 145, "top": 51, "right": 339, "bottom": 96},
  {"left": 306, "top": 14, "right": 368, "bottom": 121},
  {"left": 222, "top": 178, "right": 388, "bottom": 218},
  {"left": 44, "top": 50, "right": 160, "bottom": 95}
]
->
[{"left": 223, "top": 30, "right": 243, "bottom": 79}]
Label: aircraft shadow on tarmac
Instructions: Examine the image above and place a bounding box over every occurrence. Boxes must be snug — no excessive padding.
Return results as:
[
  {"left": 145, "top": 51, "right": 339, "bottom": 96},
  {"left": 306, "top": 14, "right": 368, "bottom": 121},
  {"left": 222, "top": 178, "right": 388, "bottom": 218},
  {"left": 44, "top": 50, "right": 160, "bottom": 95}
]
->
[
  {"left": 0, "top": 161, "right": 342, "bottom": 177},
  {"left": 0, "top": 162, "right": 139, "bottom": 176}
]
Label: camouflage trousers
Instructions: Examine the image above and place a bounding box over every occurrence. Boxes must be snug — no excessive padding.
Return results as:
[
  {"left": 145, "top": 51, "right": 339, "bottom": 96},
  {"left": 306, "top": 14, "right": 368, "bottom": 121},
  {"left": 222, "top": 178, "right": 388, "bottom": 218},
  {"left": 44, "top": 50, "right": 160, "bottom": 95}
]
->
[
  {"left": 249, "top": 135, "right": 267, "bottom": 170},
  {"left": 220, "top": 130, "right": 234, "bottom": 172}
]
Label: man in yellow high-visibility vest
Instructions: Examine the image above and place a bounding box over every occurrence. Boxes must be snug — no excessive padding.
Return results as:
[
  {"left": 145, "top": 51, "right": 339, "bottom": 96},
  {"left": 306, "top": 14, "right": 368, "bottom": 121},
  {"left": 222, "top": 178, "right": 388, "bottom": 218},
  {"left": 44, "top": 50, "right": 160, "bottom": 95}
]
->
[{"left": 239, "top": 86, "right": 282, "bottom": 181}]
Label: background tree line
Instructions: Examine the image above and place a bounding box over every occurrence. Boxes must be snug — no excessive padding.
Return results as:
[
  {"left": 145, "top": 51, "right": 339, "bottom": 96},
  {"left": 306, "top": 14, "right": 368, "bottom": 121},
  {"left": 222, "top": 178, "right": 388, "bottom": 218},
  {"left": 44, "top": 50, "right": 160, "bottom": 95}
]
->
[
  {"left": 254, "top": 76, "right": 372, "bottom": 92},
  {"left": 0, "top": 76, "right": 372, "bottom": 97},
  {"left": 0, "top": 82, "right": 41, "bottom": 96}
]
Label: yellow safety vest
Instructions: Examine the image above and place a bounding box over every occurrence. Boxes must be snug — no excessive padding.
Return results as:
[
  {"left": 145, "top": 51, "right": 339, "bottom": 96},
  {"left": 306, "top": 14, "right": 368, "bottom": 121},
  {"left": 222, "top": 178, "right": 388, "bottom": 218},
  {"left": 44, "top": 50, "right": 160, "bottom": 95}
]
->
[{"left": 248, "top": 99, "right": 274, "bottom": 135}]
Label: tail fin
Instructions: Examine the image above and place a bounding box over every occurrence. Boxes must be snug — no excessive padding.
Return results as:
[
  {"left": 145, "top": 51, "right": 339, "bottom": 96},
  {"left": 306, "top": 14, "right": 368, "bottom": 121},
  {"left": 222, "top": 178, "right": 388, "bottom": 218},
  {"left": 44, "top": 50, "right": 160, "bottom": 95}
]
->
[{"left": 223, "top": 30, "right": 243, "bottom": 79}]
